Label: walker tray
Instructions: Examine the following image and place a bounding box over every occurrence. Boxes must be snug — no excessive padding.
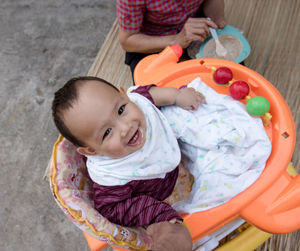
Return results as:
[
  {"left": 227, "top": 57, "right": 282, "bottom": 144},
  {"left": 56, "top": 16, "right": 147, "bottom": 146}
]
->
[{"left": 134, "top": 45, "right": 299, "bottom": 240}]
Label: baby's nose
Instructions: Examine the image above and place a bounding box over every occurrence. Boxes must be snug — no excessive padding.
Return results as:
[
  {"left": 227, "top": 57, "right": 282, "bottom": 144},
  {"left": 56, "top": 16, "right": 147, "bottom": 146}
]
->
[{"left": 120, "top": 122, "right": 131, "bottom": 138}]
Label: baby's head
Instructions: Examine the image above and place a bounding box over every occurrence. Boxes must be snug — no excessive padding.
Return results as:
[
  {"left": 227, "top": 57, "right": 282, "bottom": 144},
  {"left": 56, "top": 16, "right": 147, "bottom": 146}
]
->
[{"left": 52, "top": 76, "right": 146, "bottom": 158}]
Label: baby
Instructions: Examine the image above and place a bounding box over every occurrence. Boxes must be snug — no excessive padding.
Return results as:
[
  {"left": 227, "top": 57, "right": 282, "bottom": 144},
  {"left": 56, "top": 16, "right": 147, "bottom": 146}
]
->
[
  {"left": 52, "top": 76, "right": 205, "bottom": 227},
  {"left": 52, "top": 75, "right": 271, "bottom": 227}
]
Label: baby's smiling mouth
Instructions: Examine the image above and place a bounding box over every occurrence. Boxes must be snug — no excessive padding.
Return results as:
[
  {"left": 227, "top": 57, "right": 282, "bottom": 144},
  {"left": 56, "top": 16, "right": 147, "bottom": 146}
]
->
[{"left": 128, "top": 128, "right": 143, "bottom": 146}]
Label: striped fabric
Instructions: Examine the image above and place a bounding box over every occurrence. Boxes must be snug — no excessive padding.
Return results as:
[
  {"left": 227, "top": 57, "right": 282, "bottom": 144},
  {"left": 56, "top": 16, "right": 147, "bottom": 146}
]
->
[
  {"left": 93, "top": 85, "right": 182, "bottom": 226},
  {"left": 116, "top": 0, "right": 204, "bottom": 35}
]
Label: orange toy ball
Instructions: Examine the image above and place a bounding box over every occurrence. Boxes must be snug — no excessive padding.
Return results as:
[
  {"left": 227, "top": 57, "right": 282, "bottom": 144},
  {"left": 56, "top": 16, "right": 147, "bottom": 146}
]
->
[{"left": 170, "top": 45, "right": 183, "bottom": 58}]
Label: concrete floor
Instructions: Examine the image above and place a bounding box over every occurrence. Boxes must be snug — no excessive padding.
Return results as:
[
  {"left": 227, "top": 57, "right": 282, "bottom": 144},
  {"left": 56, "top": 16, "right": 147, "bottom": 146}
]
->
[
  {"left": 2, "top": 1, "right": 300, "bottom": 251},
  {"left": 0, "top": 1, "right": 115, "bottom": 250}
]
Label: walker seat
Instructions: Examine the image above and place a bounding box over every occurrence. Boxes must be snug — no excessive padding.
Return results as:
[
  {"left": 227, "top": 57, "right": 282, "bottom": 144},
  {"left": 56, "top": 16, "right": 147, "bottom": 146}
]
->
[
  {"left": 49, "top": 135, "right": 193, "bottom": 250},
  {"left": 49, "top": 46, "right": 300, "bottom": 251}
]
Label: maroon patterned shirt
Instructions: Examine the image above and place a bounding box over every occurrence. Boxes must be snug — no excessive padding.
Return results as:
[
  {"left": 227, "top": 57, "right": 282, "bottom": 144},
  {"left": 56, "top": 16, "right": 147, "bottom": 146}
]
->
[
  {"left": 93, "top": 85, "right": 182, "bottom": 227},
  {"left": 116, "top": 0, "right": 204, "bottom": 35}
]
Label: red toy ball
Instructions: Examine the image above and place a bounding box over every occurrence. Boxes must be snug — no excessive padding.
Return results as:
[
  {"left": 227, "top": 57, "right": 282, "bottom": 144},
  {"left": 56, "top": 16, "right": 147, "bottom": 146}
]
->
[
  {"left": 229, "top": 81, "right": 250, "bottom": 100},
  {"left": 213, "top": 67, "right": 233, "bottom": 85}
]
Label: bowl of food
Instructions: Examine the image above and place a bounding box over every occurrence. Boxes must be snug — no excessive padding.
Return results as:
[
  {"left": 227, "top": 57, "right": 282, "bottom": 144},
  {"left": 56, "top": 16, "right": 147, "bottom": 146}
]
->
[{"left": 187, "top": 25, "right": 251, "bottom": 63}]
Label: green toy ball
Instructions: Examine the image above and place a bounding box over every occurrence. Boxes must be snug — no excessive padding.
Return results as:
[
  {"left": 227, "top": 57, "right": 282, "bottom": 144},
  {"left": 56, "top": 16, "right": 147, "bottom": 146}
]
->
[{"left": 246, "top": 96, "right": 270, "bottom": 116}]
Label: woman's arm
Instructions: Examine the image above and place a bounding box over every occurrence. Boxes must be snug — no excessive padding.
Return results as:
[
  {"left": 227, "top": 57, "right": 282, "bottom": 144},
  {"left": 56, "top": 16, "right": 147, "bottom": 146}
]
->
[
  {"left": 118, "top": 18, "right": 218, "bottom": 53},
  {"left": 202, "top": 0, "right": 226, "bottom": 28},
  {"left": 119, "top": 29, "right": 178, "bottom": 53}
]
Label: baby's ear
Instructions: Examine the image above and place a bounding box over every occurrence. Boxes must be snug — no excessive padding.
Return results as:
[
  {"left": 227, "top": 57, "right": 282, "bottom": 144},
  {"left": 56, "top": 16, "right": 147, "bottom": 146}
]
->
[
  {"left": 77, "top": 146, "right": 96, "bottom": 156},
  {"left": 119, "top": 86, "right": 127, "bottom": 95}
]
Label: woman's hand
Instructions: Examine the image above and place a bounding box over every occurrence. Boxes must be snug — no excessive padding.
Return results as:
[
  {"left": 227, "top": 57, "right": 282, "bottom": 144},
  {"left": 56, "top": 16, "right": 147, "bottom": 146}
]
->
[
  {"left": 174, "top": 18, "right": 218, "bottom": 48},
  {"left": 175, "top": 87, "right": 206, "bottom": 110},
  {"left": 147, "top": 221, "right": 193, "bottom": 251}
]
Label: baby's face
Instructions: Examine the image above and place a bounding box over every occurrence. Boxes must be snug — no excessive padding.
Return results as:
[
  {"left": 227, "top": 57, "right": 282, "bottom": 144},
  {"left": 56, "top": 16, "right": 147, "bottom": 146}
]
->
[{"left": 64, "top": 81, "right": 147, "bottom": 158}]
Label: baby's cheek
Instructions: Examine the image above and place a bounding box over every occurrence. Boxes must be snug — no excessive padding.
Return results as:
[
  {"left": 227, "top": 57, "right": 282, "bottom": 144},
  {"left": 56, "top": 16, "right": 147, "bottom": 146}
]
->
[{"left": 109, "top": 141, "right": 127, "bottom": 158}]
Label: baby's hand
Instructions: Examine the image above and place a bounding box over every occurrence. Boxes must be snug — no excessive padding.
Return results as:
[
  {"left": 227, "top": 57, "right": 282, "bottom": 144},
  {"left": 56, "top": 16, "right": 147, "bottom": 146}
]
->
[{"left": 175, "top": 87, "right": 206, "bottom": 110}]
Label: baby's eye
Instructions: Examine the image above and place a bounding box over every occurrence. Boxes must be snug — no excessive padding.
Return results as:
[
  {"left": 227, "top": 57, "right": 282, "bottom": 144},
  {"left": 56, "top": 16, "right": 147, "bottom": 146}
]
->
[
  {"left": 118, "top": 104, "right": 126, "bottom": 115},
  {"left": 103, "top": 128, "right": 112, "bottom": 140}
]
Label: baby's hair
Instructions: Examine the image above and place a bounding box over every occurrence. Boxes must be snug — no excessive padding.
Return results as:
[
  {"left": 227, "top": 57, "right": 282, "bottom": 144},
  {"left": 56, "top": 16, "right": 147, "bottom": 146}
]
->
[{"left": 52, "top": 76, "right": 119, "bottom": 146}]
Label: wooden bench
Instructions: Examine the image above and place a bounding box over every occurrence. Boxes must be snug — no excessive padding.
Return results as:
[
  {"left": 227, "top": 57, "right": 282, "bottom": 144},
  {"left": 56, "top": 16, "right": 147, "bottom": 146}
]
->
[
  {"left": 87, "top": 20, "right": 133, "bottom": 89},
  {"left": 86, "top": 1, "right": 300, "bottom": 250},
  {"left": 81, "top": 0, "right": 300, "bottom": 250}
]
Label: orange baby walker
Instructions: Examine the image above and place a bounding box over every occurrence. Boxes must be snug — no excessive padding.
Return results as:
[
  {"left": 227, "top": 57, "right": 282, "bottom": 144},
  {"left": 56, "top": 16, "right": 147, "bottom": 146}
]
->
[{"left": 49, "top": 45, "right": 300, "bottom": 251}]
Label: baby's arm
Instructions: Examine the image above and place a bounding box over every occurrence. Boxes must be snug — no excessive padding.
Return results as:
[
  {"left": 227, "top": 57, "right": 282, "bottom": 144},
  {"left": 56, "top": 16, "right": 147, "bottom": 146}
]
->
[{"left": 149, "top": 86, "right": 206, "bottom": 110}]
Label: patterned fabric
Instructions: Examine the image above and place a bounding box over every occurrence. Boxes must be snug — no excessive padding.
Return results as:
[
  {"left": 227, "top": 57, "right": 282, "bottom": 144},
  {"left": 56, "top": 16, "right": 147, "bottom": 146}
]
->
[
  {"left": 116, "top": 0, "right": 204, "bottom": 35},
  {"left": 93, "top": 168, "right": 181, "bottom": 227},
  {"left": 50, "top": 135, "right": 192, "bottom": 249},
  {"left": 162, "top": 78, "right": 272, "bottom": 213},
  {"left": 50, "top": 136, "right": 152, "bottom": 250}
]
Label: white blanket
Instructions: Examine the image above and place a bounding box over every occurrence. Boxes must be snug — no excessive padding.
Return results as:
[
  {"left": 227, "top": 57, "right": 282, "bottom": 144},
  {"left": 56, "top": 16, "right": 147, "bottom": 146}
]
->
[
  {"left": 86, "top": 77, "right": 271, "bottom": 213},
  {"left": 161, "top": 78, "right": 271, "bottom": 213}
]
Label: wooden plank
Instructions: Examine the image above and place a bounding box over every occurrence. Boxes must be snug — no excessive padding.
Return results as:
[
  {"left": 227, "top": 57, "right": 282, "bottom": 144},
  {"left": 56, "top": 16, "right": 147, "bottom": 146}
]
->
[
  {"left": 224, "top": 1, "right": 300, "bottom": 250},
  {"left": 225, "top": 0, "right": 300, "bottom": 170},
  {"left": 87, "top": 19, "right": 133, "bottom": 89}
]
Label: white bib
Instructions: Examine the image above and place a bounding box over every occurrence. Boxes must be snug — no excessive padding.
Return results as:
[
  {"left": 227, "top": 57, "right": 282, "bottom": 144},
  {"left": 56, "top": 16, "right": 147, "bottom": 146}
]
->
[{"left": 86, "top": 88, "right": 181, "bottom": 186}]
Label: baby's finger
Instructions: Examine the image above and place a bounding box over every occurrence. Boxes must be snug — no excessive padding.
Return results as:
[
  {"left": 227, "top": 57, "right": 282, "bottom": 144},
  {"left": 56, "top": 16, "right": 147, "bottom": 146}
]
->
[
  {"left": 197, "top": 92, "right": 207, "bottom": 104},
  {"left": 191, "top": 99, "right": 199, "bottom": 110}
]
